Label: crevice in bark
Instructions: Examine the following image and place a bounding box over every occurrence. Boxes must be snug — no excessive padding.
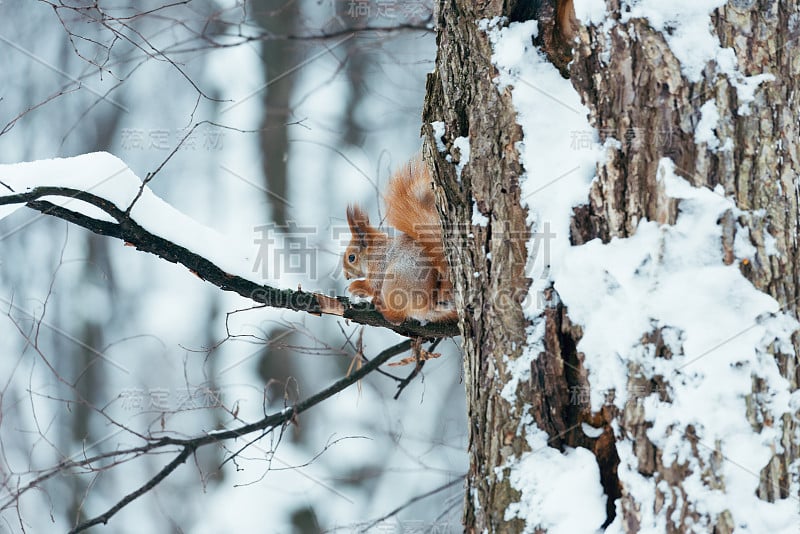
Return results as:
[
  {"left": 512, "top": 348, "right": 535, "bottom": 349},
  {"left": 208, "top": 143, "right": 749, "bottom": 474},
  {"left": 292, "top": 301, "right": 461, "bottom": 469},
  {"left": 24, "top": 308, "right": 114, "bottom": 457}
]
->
[
  {"left": 541, "top": 296, "right": 622, "bottom": 527},
  {"left": 508, "top": 0, "right": 537, "bottom": 23}
]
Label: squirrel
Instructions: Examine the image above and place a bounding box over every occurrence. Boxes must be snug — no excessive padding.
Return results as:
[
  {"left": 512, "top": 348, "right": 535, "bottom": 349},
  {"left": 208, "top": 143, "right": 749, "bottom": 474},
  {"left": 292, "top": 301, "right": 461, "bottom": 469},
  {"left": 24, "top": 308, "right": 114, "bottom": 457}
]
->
[{"left": 343, "top": 156, "right": 457, "bottom": 325}]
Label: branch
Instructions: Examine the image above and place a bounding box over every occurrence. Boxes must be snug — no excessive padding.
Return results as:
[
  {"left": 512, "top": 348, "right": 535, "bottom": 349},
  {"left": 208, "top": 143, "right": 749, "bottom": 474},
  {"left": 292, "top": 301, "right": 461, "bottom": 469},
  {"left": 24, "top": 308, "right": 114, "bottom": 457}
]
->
[
  {"left": 68, "top": 446, "right": 195, "bottom": 533},
  {"left": 359, "top": 476, "right": 464, "bottom": 532},
  {"left": 68, "top": 339, "right": 415, "bottom": 533},
  {"left": 393, "top": 338, "right": 442, "bottom": 399},
  {"left": 0, "top": 186, "right": 458, "bottom": 338}
]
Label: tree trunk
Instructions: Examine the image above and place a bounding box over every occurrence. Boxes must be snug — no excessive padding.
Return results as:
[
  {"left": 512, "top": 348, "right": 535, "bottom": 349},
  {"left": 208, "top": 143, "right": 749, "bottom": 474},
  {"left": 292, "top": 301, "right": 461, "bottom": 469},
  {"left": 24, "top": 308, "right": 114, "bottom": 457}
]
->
[
  {"left": 424, "top": 0, "right": 799, "bottom": 531},
  {"left": 422, "top": 1, "right": 531, "bottom": 530}
]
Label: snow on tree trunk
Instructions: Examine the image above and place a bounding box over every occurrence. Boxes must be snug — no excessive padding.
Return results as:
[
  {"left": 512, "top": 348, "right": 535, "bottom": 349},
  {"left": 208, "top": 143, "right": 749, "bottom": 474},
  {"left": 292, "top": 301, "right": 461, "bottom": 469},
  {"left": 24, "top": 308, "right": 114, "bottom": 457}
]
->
[{"left": 424, "top": 0, "right": 799, "bottom": 532}]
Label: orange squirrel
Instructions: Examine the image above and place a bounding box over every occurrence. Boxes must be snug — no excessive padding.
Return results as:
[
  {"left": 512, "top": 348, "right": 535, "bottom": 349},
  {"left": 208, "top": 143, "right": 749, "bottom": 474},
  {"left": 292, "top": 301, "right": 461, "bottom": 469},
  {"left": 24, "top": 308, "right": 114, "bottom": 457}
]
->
[{"left": 343, "top": 156, "right": 457, "bottom": 325}]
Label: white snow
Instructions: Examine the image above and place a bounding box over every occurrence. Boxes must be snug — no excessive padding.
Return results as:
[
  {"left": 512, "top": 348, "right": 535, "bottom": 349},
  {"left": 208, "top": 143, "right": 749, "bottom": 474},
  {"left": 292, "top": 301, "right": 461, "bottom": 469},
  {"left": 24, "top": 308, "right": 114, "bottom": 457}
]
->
[
  {"left": 505, "top": 425, "right": 606, "bottom": 533},
  {"left": 573, "top": 0, "right": 607, "bottom": 25},
  {"left": 472, "top": 200, "right": 489, "bottom": 227},
  {"left": 764, "top": 226, "right": 779, "bottom": 256},
  {"left": 695, "top": 99, "right": 720, "bottom": 151},
  {"left": 453, "top": 135, "right": 471, "bottom": 180},
  {"left": 558, "top": 160, "right": 798, "bottom": 532},
  {"left": 483, "top": 17, "right": 603, "bottom": 289},
  {"left": 581, "top": 423, "right": 604, "bottom": 439},
  {"left": 733, "top": 223, "right": 756, "bottom": 261},
  {"left": 431, "top": 121, "right": 447, "bottom": 152},
  {"left": 733, "top": 73, "right": 775, "bottom": 115},
  {"left": 500, "top": 321, "right": 544, "bottom": 407},
  {"left": 0, "top": 153, "right": 259, "bottom": 284},
  {"left": 433, "top": 126, "right": 470, "bottom": 182}
]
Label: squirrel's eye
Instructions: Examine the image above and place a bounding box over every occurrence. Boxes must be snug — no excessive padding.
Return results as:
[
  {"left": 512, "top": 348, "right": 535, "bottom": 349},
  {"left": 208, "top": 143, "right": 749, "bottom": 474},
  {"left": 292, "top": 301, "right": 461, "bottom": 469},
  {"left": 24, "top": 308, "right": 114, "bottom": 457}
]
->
[{"left": 348, "top": 254, "right": 356, "bottom": 263}]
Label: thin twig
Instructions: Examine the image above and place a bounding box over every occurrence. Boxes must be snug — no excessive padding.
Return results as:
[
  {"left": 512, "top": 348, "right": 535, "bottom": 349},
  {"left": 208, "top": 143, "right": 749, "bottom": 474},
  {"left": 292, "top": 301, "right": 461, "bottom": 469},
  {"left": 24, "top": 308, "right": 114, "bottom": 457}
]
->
[
  {"left": 68, "top": 340, "right": 413, "bottom": 532},
  {"left": 358, "top": 476, "right": 464, "bottom": 533},
  {"left": 394, "top": 339, "right": 442, "bottom": 399}
]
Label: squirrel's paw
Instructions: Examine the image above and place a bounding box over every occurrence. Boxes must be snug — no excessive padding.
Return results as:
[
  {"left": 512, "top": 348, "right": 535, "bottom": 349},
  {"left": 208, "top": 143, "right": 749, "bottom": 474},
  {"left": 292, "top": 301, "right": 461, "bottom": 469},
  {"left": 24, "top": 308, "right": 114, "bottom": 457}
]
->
[{"left": 347, "top": 280, "right": 372, "bottom": 299}]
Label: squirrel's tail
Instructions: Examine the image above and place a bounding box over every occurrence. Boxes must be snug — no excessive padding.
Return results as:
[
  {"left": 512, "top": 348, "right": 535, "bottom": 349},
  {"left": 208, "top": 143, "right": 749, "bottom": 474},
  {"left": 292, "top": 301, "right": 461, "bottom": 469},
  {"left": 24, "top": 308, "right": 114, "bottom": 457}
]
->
[
  {"left": 384, "top": 155, "right": 456, "bottom": 322},
  {"left": 384, "top": 156, "right": 440, "bottom": 243},
  {"left": 385, "top": 156, "right": 452, "bottom": 290}
]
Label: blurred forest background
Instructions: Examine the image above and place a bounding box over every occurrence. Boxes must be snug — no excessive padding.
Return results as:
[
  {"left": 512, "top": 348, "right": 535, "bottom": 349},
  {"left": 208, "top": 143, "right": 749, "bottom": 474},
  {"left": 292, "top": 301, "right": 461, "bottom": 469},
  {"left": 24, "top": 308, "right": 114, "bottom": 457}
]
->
[{"left": 0, "top": 0, "right": 467, "bottom": 531}]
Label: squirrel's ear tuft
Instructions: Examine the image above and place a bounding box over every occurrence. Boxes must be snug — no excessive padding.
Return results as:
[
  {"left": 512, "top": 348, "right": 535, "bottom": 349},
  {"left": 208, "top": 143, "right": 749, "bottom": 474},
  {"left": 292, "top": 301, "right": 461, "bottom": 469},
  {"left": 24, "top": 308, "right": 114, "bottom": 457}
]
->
[
  {"left": 347, "top": 204, "right": 370, "bottom": 228},
  {"left": 346, "top": 204, "right": 370, "bottom": 245}
]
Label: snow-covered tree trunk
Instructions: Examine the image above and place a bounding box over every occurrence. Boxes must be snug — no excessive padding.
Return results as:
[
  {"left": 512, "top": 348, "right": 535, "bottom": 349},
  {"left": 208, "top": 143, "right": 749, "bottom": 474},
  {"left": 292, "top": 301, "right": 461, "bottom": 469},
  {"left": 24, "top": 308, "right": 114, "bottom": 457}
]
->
[{"left": 424, "top": 0, "right": 799, "bottom": 531}]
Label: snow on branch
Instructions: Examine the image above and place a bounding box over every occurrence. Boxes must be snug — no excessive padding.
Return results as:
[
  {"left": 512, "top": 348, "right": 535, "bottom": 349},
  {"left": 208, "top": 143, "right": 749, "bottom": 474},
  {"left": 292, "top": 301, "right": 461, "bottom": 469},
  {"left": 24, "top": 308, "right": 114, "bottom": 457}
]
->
[{"left": 0, "top": 152, "right": 458, "bottom": 338}]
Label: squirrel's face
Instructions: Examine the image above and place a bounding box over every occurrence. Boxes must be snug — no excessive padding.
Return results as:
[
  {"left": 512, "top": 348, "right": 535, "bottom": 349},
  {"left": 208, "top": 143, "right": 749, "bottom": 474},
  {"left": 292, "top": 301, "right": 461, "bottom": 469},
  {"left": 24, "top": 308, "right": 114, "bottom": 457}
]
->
[
  {"left": 344, "top": 204, "right": 372, "bottom": 280},
  {"left": 343, "top": 244, "right": 366, "bottom": 280}
]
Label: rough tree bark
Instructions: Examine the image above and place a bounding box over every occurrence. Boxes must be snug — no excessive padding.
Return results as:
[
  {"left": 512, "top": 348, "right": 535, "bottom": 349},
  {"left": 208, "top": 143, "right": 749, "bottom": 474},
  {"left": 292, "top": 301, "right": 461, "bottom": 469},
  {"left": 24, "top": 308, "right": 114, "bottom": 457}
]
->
[
  {"left": 568, "top": 1, "right": 800, "bottom": 529},
  {"left": 424, "top": 0, "right": 799, "bottom": 532},
  {"left": 422, "top": 1, "right": 527, "bottom": 531}
]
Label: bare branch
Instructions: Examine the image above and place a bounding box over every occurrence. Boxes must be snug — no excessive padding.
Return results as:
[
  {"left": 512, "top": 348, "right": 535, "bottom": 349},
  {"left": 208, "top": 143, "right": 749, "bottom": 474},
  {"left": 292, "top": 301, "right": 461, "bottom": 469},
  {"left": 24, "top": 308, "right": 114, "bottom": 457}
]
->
[
  {"left": 68, "top": 446, "right": 195, "bottom": 533},
  {"left": 393, "top": 338, "right": 442, "bottom": 399},
  {"left": 67, "top": 339, "right": 416, "bottom": 533},
  {"left": 358, "top": 476, "right": 464, "bottom": 533}
]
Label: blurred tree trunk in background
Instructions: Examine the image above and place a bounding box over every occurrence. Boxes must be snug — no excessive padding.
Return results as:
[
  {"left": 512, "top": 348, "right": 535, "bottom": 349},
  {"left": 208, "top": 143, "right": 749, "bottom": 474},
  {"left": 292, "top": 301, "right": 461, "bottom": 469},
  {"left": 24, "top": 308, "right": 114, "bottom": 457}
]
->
[
  {"left": 253, "top": 2, "right": 309, "bottom": 451},
  {"left": 63, "top": 102, "right": 123, "bottom": 527},
  {"left": 255, "top": 1, "right": 298, "bottom": 227},
  {"left": 424, "top": 0, "right": 799, "bottom": 532}
]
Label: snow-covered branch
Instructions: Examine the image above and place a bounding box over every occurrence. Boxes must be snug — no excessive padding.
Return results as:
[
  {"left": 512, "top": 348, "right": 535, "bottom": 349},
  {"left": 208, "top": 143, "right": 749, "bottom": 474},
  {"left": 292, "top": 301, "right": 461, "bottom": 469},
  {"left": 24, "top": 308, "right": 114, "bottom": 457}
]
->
[{"left": 0, "top": 153, "right": 458, "bottom": 338}]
